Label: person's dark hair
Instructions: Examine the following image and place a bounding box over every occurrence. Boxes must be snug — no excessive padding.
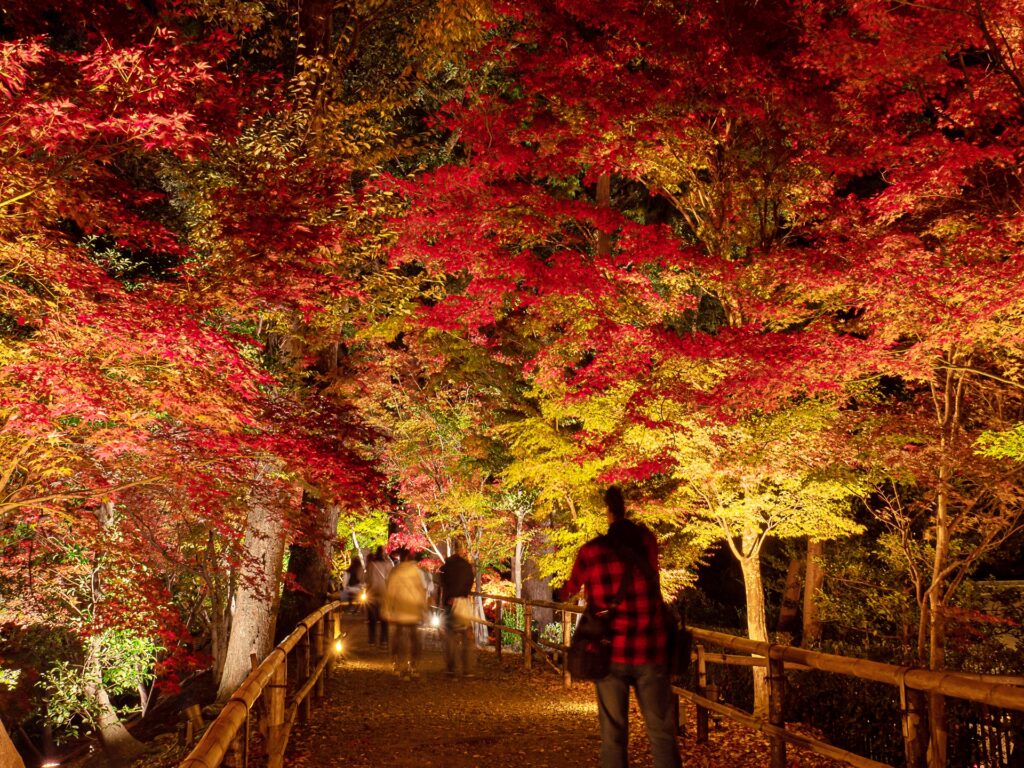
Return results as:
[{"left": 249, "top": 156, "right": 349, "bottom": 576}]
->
[
  {"left": 374, "top": 546, "right": 385, "bottom": 559},
  {"left": 394, "top": 546, "right": 411, "bottom": 562},
  {"left": 604, "top": 485, "right": 627, "bottom": 520}
]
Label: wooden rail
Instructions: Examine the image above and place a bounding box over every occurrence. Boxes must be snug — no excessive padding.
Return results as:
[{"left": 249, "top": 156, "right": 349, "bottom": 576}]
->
[
  {"left": 476, "top": 595, "right": 1024, "bottom": 768},
  {"left": 180, "top": 593, "right": 1021, "bottom": 768},
  {"left": 680, "top": 627, "right": 1024, "bottom": 768},
  {"left": 473, "top": 593, "right": 583, "bottom": 686},
  {"left": 179, "top": 601, "right": 343, "bottom": 768}
]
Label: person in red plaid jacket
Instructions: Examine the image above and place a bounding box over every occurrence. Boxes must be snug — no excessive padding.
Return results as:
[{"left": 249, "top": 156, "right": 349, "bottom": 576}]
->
[{"left": 561, "top": 486, "right": 682, "bottom": 768}]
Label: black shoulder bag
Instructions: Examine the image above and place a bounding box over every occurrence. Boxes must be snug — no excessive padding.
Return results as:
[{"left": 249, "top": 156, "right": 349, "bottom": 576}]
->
[{"left": 567, "top": 545, "right": 632, "bottom": 681}]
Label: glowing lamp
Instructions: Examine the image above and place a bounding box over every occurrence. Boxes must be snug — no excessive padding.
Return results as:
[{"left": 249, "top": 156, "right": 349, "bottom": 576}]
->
[
  {"left": 359, "top": 590, "right": 367, "bottom": 603},
  {"left": 429, "top": 613, "right": 442, "bottom": 628},
  {"left": 334, "top": 639, "right": 344, "bottom": 654}
]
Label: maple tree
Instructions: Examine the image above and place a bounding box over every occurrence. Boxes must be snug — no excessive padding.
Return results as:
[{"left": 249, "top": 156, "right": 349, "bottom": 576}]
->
[
  {"left": 785, "top": 2, "right": 1024, "bottom": 762},
  {"left": 626, "top": 404, "right": 865, "bottom": 715},
  {"left": 389, "top": 2, "right": 1024, "bottom": 763},
  {"left": 2, "top": 0, "right": 1023, "bottom": 765},
  {"left": 0, "top": 0, "right": 384, "bottom": 753},
  {"left": 0, "top": 2, "right": 269, "bottom": 756}
]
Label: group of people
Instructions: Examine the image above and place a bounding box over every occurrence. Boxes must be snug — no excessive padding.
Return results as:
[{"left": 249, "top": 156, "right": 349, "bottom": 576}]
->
[
  {"left": 342, "top": 540, "right": 476, "bottom": 681},
  {"left": 340, "top": 485, "right": 681, "bottom": 768}
]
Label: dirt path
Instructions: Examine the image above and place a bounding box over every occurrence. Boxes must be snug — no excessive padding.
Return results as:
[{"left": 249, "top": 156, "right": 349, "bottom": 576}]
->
[{"left": 288, "top": 614, "right": 848, "bottom": 768}]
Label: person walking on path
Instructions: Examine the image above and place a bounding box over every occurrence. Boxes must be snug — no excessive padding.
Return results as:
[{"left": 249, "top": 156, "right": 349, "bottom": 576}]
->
[
  {"left": 439, "top": 538, "right": 476, "bottom": 677},
  {"left": 365, "top": 546, "right": 393, "bottom": 649},
  {"left": 344, "top": 551, "right": 365, "bottom": 613},
  {"left": 382, "top": 547, "right": 427, "bottom": 679},
  {"left": 560, "top": 486, "right": 682, "bottom": 768}
]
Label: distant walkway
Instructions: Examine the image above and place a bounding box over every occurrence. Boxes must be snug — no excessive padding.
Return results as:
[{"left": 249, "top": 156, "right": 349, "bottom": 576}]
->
[{"left": 288, "top": 614, "right": 845, "bottom": 768}]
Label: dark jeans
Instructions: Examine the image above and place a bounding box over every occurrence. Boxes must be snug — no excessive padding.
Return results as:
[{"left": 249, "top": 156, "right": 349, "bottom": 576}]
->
[
  {"left": 367, "top": 601, "right": 388, "bottom": 647},
  {"left": 443, "top": 607, "right": 474, "bottom": 675},
  {"left": 391, "top": 622, "right": 420, "bottom": 672},
  {"left": 595, "top": 662, "right": 681, "bottom": 768}
]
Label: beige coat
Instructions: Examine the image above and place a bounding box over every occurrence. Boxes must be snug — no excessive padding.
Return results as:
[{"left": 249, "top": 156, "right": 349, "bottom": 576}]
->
[{"left": 382, "top": 561, "right": 427, "bottom": 624}]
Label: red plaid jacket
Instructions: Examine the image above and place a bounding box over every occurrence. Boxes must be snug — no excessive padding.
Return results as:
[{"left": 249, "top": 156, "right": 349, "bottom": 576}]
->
[{"left": 563, "top": 519, "right": 668, "bottom": 666}]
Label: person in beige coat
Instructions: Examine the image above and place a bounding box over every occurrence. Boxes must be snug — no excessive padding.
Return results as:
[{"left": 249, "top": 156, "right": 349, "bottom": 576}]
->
[{"left": 382, "top": 547, "right": 427, "bottom": 679}]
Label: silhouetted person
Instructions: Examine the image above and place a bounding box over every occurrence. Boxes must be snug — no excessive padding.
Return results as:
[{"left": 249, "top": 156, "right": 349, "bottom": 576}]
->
[
  {"left": 439, "top": 538, "right": 475, "bottom": 677},
  {"left": 561, "top": 486, "right": 681, "bottom": 768},
  {"left": 383, "top": 547, "right": 427, "bottom": 679},
  {"left": 344, "top": 550, "right": 364, "bottom": 613},
  {"left": 365, "top": 546, "right": 393, "bottom": 648}
]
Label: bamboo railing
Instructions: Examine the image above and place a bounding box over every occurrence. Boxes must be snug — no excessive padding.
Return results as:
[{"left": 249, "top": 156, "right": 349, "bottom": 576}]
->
[
  {"left": 179, "top": 601, "right": 344, "bottom": 768},
  {"left": 180, "top": 594, "right": 1021, "bottom": 768}
]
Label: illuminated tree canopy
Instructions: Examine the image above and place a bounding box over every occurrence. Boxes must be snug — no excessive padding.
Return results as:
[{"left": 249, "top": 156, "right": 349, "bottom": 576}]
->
[{"left": 1, "top": 0, "right": 1022, "bottom": 765}]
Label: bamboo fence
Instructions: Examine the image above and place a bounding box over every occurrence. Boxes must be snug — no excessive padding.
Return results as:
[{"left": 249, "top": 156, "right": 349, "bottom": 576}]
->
[
  {"left": 178, "top": 593, "right": 1023, "bottom": 768},
  {"left": 178, "top": 600, "right": 343, "bottom": 768}
]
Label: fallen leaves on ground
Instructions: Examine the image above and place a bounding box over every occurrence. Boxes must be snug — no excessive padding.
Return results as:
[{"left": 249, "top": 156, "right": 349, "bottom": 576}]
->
[{"left": 289, "top": 615, "right": 850, "bottom": 768}]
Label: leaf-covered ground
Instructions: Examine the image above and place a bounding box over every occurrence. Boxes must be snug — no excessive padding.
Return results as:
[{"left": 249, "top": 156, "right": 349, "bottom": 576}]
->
[{"left": 288, "top": 615, "right": 849, "bottom": 768}]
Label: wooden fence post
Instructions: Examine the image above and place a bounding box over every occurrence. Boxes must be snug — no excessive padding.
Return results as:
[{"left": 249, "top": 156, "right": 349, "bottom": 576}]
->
[
  {"left": 562, "top": 608, "right": 572, "bottom": 688},
  {"left": 495, "top": 601, "right": 503, "bottom": 663},
  {"left": 696, "top": 645, "right": 709, "bottom": 743},
  {"left": 901, "top": 675, "right": 927, "bottom": 768},
  {"left": 523, "top": 601, "right": 533, "bottom": 671},
  {"left": 705, "top": 683, "right": 718, "bottom": 727},
  {"left": 300, "top": 632, "right": 312, "bottom": 722},
  {"left": 223, "top": 716, "right": 246, "bottom": 768},
  {"left": 767, "top": 647, "right": 786, "bottom": 768},
  {"left": 266, "top": 657, "right": 288, "bottom": 768},
  {"left": 314, "top": 618, "right": 326, "bottom": 701},
  {"left": 324, "top": 609, "right": 335, "bottom": 687}
]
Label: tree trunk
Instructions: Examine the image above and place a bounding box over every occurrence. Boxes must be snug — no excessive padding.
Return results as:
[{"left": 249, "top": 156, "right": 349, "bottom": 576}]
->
[
  {"left": 204, "top": 530, "right": 233, "bottom": 683},
  {"left": 83, "top": 502, "right": 144, "bottom": 764},
  {"left": 209, "top": 582, "right": 231, "bottom": 684},
  {"left": 216, "top": 487, "right": 288, "bottom": 701},
  {"left": 802, "top": 539, "right": 825, "bottom": 646},
  {"left": 84, "top": 635, "right": 143, "bottom": 766},
  {"left": 926, "top": 465, "right": 951, "bottom": 768},
  {"left": 513, "top": 511, "right": 525, "bottom": 598},
  {"left": 776, "top": 554, "right": 802, "bottom": 636},
  {"left": 738, "top": 545, "right": 769, "bottom": 717},
  {"left": 0, "top": 718, "right": 25, "bottom": 768},
  {"left": 277, "top": 500, "right": 341, "bottom": 642},
  {"left": 596, "top": 173, "right": 612, "bottom": 257},
  {"left": 522, "top": 556, "right": 553, "bottom": 628},
  {"left": 924, "top": 355, "right": 958, "bottom": 768}
]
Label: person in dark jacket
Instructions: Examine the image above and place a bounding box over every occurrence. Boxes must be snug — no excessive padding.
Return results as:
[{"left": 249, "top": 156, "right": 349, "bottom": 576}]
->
[
  {"left": 561, "top": 486, "right": 680, "bottom": 768},
  {"left": 344, "top": 551, "right": 364, "bottom": 613},
  {"left": 439, "top": 538, "right": 475, "bottom": 676}
]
